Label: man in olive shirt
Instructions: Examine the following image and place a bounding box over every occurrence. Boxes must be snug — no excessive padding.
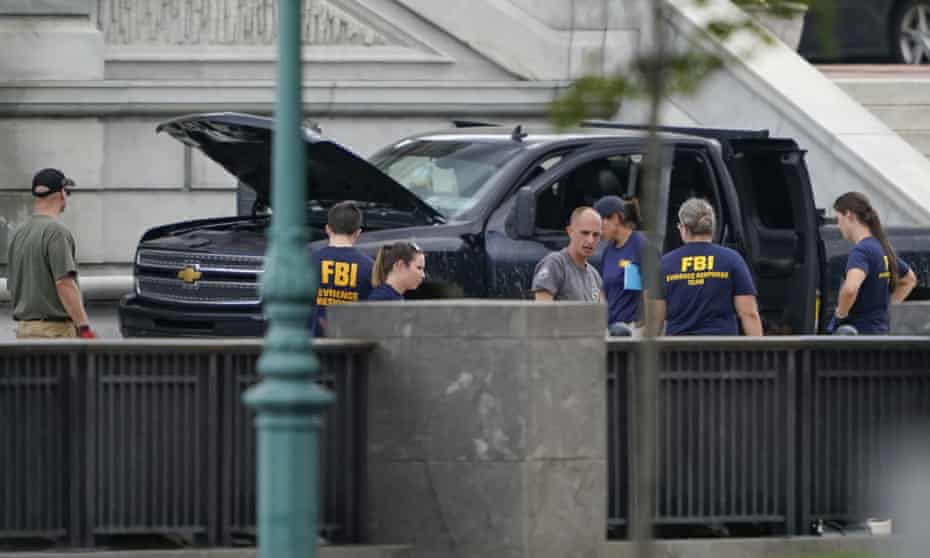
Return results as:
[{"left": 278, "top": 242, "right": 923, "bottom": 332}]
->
[{"left": 6, "top": 168, "right": 95, "bottom": 339}]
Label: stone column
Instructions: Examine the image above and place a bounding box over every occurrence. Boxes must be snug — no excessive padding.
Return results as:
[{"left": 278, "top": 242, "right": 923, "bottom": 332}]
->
[
  {"left": 0, "top": 0, "right": 104, "bottom": 269},
  {"left": 328, "top": 301, "right": 607, "bottom": 558},
  {"left": 0, "top": 0, "right": 102, "bottom": 80}
]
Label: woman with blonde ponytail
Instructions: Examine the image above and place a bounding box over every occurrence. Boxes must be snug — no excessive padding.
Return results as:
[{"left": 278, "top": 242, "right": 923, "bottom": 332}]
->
[
  {"left": 830, "top": 192, "right": 917, "bottom": 334},
  {"left": 368, "top": 241, "right": 426, "bottom": 301}
]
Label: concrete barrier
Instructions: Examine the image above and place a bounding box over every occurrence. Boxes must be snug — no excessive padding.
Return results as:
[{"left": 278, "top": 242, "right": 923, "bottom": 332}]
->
[
  {"left": 328, "top": 300, "right": 607, "bottom": 558},
  {"left": 890, "top": 301, "right": 930, "bottom": 335}
]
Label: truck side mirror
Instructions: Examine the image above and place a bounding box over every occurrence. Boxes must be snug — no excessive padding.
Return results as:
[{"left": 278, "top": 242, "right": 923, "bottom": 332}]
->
[{"left": 514, "top": 186, "right": 536, "bottom": 239}]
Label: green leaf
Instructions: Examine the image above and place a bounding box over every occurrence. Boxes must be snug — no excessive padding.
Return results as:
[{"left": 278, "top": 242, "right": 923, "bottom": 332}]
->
[{"left": 549, "top": 76, "right": 638, "bottom": 130}]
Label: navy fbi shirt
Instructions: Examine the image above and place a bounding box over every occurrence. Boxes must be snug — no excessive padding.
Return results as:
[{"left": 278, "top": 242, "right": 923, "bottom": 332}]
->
[
  {"left": 845, "top": 237, "right": 910, "bottom": 334},
  {"left": 600, "top": 231, "right": 647, "bottom": 325},
  {"left": 368, "top": 284, "right": 403, "bottom": 301},
  {"left": 657, "top": 242, "right": 756, "bottom": 335},
  {"left": 310, "top": 246, "right": 373, "bottom": 336}
]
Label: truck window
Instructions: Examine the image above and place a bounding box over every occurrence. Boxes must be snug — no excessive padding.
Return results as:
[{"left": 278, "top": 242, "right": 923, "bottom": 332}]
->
[
  {"left": 732, "top": 153, "right": 796, "bottom": 230},
  {"left": 517, "top": 154, "right": 564, "bottom": 188},
  {"left": 535, "top": 154, "right": 640, "bottom": 230},
  {"left": 371, "top": 140, "right": 523, "bottom": 219},
  {"left": 664, "top": 150, "right": 719, "bottom": 252}
]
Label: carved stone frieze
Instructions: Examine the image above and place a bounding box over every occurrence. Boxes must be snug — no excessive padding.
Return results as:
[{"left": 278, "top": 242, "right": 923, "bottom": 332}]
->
[{"left": 100, "top": 0, "right": 391, "bottom": 46}]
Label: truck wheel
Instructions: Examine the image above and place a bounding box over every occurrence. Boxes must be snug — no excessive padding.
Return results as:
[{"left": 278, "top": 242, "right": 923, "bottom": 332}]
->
[{"left": 891, "top": 0, "right": 930, "bottom": 64}]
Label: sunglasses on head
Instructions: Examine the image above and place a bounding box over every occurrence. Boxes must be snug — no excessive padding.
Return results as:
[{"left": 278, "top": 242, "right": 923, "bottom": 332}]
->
[{"left": 386, "top": 241, "right": 422, "bottom": 253}]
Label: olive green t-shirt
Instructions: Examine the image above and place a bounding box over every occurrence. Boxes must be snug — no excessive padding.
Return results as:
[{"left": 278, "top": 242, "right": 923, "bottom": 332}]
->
[{"left": 6, "top": 215, "right": 79, "bottom": 321}]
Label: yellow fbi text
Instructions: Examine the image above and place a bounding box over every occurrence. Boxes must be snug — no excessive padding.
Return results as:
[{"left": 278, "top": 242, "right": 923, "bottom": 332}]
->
[
  {"left": 321, "top": 260, "right": 359, "bottom": 288},
  {"left": 680, "top": 255, "right": 714, "bottom": 272},
  {"left": 316, "top": 288, "right": 360, "bottom": 306},
  {"left": 667, "top": 256, "right": 728, "bottom": 286},
  {"left": 317, "top": 260, "right": 361, "bottom": 306}
]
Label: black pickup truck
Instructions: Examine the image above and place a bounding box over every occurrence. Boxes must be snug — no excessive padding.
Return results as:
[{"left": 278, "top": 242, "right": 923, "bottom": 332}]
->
[{"left": 118, "top": 112, "right": 929, "bottom": 337}]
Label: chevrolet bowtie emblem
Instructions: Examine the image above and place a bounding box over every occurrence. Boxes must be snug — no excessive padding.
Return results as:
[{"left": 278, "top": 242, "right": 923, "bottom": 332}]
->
[{"left": 177, "top": 266, "right": 203, "bottom": 284}]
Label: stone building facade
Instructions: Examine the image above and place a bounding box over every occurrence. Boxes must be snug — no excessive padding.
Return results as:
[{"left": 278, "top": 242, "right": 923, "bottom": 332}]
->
[{"left": 1, "top": 0, "right": 929, "bottom": 283}]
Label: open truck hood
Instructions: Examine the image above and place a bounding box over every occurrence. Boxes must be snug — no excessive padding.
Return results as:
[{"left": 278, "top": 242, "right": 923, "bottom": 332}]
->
[{"left": 156, "top": 112, "right": 444, "bottom": 223}]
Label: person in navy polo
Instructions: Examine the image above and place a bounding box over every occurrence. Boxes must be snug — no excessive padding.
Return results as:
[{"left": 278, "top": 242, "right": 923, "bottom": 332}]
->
[
  {"left": 594, "top": 195, "right": 648, "bottom": 335},
  {"left": 309, "top": 201, "right": 373, "bottom": 336},
  {"left": 368, "top": 241, "right": 426, "bottom": 301},
  {"left": 652, "top": 198, "right": 762, "bottom": 336},
  {"left": 828, "top": 191, "right": 917, "bottom": 334}
]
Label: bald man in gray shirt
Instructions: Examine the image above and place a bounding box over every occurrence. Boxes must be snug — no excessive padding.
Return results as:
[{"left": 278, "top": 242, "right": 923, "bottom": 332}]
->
[{"left": 531, "top": 206, "right": 603, "bottom": 302}]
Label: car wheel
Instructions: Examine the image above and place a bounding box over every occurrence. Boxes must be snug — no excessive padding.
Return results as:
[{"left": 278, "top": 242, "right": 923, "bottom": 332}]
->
[{"left": 891, "top": 0, "right": 930, "bottom": 64}]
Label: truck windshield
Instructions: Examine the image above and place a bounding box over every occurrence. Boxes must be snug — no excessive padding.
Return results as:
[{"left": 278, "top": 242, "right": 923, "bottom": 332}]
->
[{"left": 370, "top": 139, "right": 523, "bottom": 219}]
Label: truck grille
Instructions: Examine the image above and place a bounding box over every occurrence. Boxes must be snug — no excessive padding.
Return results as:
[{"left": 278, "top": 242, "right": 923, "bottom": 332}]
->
[
  {"left": 137, "top": 249, "right": 264, "bottom": 274},
  {"left": 136, "top": 276, "right": 261, "bottom": 305},
  {"left": 135, "top": 249, "right": 263, "bottom": 306}
]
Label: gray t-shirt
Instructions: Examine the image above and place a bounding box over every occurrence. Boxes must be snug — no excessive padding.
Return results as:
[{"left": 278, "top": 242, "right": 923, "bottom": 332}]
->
[{"left": 531, "top": 249, "right": 602, "bottom": 302}]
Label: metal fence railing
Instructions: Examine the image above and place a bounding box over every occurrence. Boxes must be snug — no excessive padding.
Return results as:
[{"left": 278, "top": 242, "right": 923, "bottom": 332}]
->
[
  {"left": 219, "top": 348, "right": 370, "bottom": 545},
  {"left": 608, "top": 337, "right": 930, "bottom": 537},
  {"left": 0, "top": 339, "right": 372, "bottom": 547},
  {"left": 0, "top": 347, "right": 74, "bottom": 542},
  {"left": 800, "top": 341, "right": 930, "bottom": 532},
  {"left": 3, "top": 336, "right": 929, "bottom": 544}
]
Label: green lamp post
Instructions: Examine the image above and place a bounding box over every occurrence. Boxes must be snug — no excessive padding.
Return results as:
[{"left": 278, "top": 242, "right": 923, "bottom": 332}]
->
[{"left": 243, "top": 1, "right": 333, "bottom": 557}]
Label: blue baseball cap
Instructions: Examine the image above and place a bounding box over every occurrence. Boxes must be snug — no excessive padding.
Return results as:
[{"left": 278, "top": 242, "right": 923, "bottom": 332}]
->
[{"left": 594, "top": 195, "right": 627, "bottom": 218}]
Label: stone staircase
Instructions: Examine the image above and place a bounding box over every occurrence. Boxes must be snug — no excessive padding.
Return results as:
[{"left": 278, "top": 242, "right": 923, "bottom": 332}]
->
[{"left": 822, "top": 65, "right": 930, "bottom": 159}]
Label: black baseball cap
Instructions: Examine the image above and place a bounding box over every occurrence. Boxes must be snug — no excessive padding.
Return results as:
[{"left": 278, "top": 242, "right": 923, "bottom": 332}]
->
[
  {"left": 593, "top": 195, "right": 627, "bottom": 218},
  {"left": 32, "top": 168, "right": 75, "bottom": 197}
]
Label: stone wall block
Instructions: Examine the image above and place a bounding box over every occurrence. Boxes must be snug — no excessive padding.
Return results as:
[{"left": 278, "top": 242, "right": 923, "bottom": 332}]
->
[
  {"left": 364, "top": 461, "right": 456, "bottom": 549},
  {"left": 328, "top": 302, "right": 606, "bottom": 558},
  {"left": 0, "top": 1, "right": 102, "bottom": 80},
  {"left": 0, "top": 119, "right": 104, "bottom": 192},
  {"left": 103, "top": 119, "right": 184, "bottom": 189},
  {"left": 333, "top": 301, "right": 532, "bottom": 339},
  {"left": 365, "top": 339, "right": 427, "bottom": 462},
  {"left": 366, "top": 461, "right": 527, "bottom": 558},
  {"left": 0, "top": 193, "right": 32, "bottom": 265},
  {"left": 414, "top": 462, "right": 527, "bottom": 558},
  {"left": 526, "top": 459, "right": 606, "bottom": 558},
  {"left": 526, "top": 337, "right": 606, "bottom": 460},
  {"left": 891, "top": 302, "right": 930, "bottom": 335},
  {"left": 524, "top": 302, "right": 606, "bottom": 338},
  {"left": 416, "top": 338, "right": 529, "bottom": 462}
]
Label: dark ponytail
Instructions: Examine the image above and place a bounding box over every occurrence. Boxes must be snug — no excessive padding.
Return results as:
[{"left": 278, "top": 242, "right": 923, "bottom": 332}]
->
[
  {"left": 371, "top": 241, "right": 423, "bottom": 287},
  {"left": 622, "top": 196, "right": 642, "bottom": 229},
  {"left": 833, "top": 192, "right": 899, "bottom": 289}
]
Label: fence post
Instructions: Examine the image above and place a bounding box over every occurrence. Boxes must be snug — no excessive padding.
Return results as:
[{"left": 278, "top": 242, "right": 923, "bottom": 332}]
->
[
  {"left": 67, "top": 348, "right": 84, "bottom": 547},
  {"left": 206, "top": 352, "right": 220, "bottom": 546},
  {"left": 786, "top": 347, "right": 798, "bottom": 535},
  {"left": 81, "top": 345, "right": 96, "bottom": 547},
  {"left": 797, "top": 346, "right": 813, "bottom": 536},
  {"left": 625, "top": 347, "right": 638, "bottom": 535}
]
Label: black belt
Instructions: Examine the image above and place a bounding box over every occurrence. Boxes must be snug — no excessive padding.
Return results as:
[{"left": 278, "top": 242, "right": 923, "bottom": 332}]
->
[{"left": 17, "top": 317, "right": 72, "bottom": 323}]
